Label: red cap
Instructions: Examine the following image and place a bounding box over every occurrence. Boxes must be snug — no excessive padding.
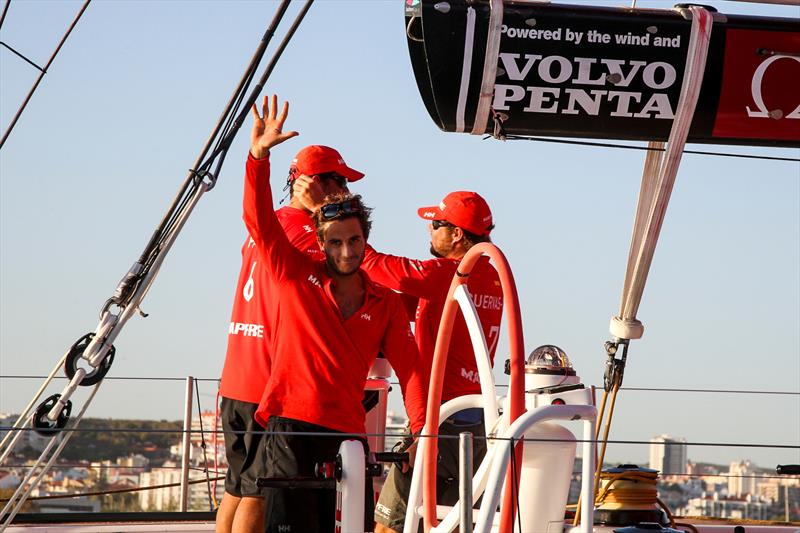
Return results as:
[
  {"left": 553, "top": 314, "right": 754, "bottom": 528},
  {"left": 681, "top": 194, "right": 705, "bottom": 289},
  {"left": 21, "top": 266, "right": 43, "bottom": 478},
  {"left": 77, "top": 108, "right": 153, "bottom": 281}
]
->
[
  {"left": 417, "top": 191, "right": 494, "bottom": 236},
  {"left": 290, "top": 145, "right": 364, "bottom": 182}
]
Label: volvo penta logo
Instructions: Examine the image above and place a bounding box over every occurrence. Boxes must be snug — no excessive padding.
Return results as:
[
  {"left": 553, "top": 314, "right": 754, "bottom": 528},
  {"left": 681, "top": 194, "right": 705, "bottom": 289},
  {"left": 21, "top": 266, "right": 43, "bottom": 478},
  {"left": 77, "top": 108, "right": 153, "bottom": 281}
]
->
[{"left": 746, "top": 55, "right": 800, "bottom": 120}]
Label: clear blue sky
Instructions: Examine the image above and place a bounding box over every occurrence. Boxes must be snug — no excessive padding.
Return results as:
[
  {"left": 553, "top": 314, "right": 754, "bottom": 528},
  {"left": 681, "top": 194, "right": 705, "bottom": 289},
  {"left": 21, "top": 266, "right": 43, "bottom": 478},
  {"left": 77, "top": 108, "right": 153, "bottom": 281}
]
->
[{"left": 1, "top": 0, "right": 798, "bottom": 470}]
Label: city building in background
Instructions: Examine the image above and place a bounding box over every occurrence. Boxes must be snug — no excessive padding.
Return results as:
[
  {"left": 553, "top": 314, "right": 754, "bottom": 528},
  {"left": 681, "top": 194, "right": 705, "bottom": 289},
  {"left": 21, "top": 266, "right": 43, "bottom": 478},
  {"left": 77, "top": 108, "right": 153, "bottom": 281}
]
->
[
  {"left": 649, "top": 434, "right": 688, "bottom": 476},
  {"left": 728, "top": 460, "right": 757, "bottom": 497}
]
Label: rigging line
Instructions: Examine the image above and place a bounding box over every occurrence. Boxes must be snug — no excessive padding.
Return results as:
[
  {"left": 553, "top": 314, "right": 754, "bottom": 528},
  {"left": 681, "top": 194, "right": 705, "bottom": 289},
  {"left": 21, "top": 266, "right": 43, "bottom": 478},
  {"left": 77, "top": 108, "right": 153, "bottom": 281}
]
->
[
  {"left": 0, "top": 476, "right": 226, "bottom": 503},
  {"left": 193, "top": 378, "right": 214, "bottom": 511},
  {"left": 619, "top": 387, "right": 800, "bottom": 395},
  {"left": 5, "top": 426, "right": 797, "bottom": 452},
  {"left": 0, "top": 374, "right": 219, "bottom": 382},
  {"left": 0, "top": 41, "right": 45, "bottom": 71},
  {"left": 16, "top": 463, "right": 791, "bottom": 481},
  {"left": 6, "top": 375, "right": 796, "bottom": 396},
  {"left": 501, "top": 135, "right": 800, "bottom": 163},
  {"left": 0, "top": 464, "right": 221, "bottom": 472},
  {"left": 479, "top": 382, "right": 800, "bottom": 396},
  {"left": 199, "top": 0, "right": 293, "bottom": 168},
  {"left": 488, "top": 436, "right": 800, "bottom": 450},
  {"left": 209, "top": 0, "right": 314, "bottom": 166},
  {"left": 129, "top": 0, "right": 291, "bottom": 284},
  {"left": 0, "top": 0, "right": 90, "bottom": 150},
  {"left": 0, "top": 0, "right": 8, "bottom": 32}
]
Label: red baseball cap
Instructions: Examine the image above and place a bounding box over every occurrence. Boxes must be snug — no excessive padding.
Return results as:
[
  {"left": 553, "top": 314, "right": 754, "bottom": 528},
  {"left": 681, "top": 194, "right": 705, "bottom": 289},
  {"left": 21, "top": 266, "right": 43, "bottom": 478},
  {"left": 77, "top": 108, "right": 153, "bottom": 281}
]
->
[
  {"left": 290, "top": 145, "right": 364, "bottom": 182},
  {"left": 417, "top": 191, "right": 494, "bottom": 236}
]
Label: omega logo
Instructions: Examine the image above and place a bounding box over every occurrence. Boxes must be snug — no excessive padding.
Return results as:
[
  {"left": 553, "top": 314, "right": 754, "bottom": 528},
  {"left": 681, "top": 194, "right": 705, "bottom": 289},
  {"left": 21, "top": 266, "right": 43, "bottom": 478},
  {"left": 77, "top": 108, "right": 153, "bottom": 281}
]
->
[{"left": 746, "top": 54, "right": 800, "bottom": 120}]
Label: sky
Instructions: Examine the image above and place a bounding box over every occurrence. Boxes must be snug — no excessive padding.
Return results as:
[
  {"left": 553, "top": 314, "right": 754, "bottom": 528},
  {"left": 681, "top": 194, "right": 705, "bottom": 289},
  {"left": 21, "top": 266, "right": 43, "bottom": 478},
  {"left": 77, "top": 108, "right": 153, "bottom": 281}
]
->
[{"left": 0, "top": 0, "right": 798, "bottom": 471}]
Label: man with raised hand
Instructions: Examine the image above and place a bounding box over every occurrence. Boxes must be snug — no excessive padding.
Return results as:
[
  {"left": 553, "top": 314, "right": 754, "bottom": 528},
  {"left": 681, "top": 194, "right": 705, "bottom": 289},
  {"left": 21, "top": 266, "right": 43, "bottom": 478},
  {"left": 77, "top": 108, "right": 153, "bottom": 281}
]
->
[
  {"left": 243, "top": 94, "right": 427, "bottom": 533},
  {"left": 216, "top": 121, "right": 365, "bottom": 532},
  {"left": 360, "top": 191, "right": 504, "bottom": 533}
]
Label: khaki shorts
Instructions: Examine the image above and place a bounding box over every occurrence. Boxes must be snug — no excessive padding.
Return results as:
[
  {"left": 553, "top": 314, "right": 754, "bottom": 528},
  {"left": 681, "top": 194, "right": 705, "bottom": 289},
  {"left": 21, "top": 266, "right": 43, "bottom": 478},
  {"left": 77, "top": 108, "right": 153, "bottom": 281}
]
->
[{"left": 374, "top": 415, "right": 486, "bottom": 531}]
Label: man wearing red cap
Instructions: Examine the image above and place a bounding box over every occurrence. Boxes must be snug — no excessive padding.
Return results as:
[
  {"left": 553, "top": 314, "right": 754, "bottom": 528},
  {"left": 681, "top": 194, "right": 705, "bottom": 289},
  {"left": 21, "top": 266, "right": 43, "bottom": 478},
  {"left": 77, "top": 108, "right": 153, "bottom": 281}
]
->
[
  {"left": 216, "top": 124, "right": 365, "bottom": 531},
  {"left": 361, "top": 191, "right": 504, "bottom": 533},
  {"left": 239, "top": 95, "right": 427, "bottom": 533}
]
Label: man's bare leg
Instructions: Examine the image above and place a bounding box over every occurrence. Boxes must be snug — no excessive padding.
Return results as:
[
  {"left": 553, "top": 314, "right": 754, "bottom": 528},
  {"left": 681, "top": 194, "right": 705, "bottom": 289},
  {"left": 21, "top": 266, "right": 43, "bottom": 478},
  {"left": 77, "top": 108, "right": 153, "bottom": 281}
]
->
[
  {"left": 231, "top": 496, "right": 265, "bottom": 533},
  {"left": 216, "top": 492, "right": 240, "bottom": 533},
  {"left": 374, "top": 523, "right": 400, "bottom": 533}
]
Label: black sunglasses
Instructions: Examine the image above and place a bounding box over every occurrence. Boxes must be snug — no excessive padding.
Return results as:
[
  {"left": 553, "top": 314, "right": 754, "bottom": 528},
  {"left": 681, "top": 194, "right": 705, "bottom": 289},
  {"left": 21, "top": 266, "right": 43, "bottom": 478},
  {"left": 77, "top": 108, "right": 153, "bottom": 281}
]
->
[
  {"left": 316, "top": 172, "right": 347, "bottom": 189},
  {"left": 320, "top": 199, "right": 362, "bottom": 220},
  {"left": 431, "top": 219, "right": 453, "bottom": 230}
]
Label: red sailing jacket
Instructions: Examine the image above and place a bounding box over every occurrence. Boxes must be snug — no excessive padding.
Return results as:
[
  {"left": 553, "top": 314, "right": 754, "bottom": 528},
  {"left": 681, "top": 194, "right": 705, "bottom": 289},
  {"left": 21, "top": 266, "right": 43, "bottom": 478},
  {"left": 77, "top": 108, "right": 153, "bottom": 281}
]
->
[
  {"left": 219, "top": 206, "right": 321, "bottom": 404},
  {"left": 243, "top": 154, "right": 427, "bottom": 435},
  {"left": 362, "top": 247, "right": 504, "bottom": 402}
]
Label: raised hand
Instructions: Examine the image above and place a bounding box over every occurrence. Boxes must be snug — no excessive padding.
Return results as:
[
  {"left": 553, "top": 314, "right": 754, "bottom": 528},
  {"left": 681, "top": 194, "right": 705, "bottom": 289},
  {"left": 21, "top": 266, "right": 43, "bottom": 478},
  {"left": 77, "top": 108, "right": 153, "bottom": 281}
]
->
[{"left": 250, "top": 94, "right": 299, "bottom": 159}]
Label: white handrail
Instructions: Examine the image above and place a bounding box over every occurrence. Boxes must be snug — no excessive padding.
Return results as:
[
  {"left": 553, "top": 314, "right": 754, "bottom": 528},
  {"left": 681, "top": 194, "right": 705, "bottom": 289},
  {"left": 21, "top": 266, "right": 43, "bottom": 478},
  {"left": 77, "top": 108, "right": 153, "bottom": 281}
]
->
[{"left": 473, "top": 404, "right": 597, "bottom": 533}]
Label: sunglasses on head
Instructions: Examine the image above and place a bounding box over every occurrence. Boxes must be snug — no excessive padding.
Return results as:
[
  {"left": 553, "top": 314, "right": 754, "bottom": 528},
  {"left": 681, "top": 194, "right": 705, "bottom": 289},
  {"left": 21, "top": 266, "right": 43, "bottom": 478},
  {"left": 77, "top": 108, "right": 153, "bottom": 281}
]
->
[
  {"left": 320, "top": 199, "right": 362, "bottom": 220},
  {"left": 431, "top": 219, "right": 453, "bottom": 230}
]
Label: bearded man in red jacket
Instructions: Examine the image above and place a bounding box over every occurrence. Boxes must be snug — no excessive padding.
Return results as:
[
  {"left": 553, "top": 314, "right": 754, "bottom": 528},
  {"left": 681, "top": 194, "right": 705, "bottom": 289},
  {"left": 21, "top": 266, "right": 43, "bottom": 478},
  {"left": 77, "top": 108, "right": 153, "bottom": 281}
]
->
[
  {"left": 217, "top": 129, "right": 366, "bottom": 531},
  {"left": 242, "top": 95, "right": 428, "bottom": 533},
  {"left": 361, "top": 191, "right": 503, "bottom": 533}
]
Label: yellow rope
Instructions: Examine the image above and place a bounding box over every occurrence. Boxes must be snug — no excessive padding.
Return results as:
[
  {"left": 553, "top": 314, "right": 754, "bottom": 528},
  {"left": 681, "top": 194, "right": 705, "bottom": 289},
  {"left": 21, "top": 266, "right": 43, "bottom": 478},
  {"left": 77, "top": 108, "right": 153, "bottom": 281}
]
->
[{"left": 574, "top": 381, "right": 621, "bottom": 526}]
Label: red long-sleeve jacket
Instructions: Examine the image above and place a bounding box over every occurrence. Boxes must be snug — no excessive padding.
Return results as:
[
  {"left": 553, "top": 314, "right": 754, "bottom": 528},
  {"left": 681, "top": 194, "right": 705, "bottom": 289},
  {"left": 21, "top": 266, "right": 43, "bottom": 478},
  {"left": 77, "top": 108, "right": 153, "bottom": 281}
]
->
[
  {"left": 243, "top": 154, "right": 427, "bottom": 434},
  {"left": 219, "top": 206, "right": 320, "bottom": 404},
  {"left": 362, "top": 247, "right": 503, "bottom": 402}
]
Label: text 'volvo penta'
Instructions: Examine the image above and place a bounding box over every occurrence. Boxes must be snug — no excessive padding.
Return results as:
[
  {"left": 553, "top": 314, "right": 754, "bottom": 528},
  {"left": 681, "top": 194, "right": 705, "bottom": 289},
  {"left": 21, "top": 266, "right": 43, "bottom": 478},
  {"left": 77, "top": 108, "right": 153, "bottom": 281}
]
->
[{"left": 494, "top": 53, "right": 679, "bottom": 119}]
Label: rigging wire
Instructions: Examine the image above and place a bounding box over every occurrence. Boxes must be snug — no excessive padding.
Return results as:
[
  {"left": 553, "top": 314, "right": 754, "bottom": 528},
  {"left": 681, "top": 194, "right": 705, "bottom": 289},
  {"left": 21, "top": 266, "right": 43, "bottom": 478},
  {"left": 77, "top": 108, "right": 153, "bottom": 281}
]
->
[
  {"left": 4, "top": 425, "right": 796, "bottom": 451},
  {"left": 0, "top": 476, "right": 225, "bottom": 503},
  {"left": 0, "top": 0, "right": 91, "bottom": 150},
  {"left": 193, "top": 378, "right": 216, "bottom": 510},
  {"left": 0, "top": 3, "right": 319, "bottom": 524},
  {"left": 0, "top": 0, "right": 9, "bottom": 32},
  {"left": 499, "top": 135, "right": 800, "bottom": 163},
  {"left": 4, "top": 375, "right": 798, "bottom": 397},
  {"left": 9, "top": 462, "right": 791, "bottom": 482},
  {"left": 0, "top": 42, "right": 45, "bottom": 71}
]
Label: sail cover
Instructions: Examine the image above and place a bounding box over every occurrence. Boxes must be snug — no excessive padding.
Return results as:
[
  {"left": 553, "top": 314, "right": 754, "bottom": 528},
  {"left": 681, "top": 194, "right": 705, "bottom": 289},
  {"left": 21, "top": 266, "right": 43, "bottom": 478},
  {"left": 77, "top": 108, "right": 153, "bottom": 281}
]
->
[{"left": 405, "top": 0, "right": 799, "bottom": 147}]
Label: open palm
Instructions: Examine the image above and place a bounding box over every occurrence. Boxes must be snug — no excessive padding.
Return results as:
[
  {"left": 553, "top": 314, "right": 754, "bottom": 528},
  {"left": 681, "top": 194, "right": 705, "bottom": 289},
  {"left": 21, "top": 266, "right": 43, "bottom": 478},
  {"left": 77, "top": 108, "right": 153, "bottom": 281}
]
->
[{"left": 250, "top": 94, "right": 299, "bottom": 159}]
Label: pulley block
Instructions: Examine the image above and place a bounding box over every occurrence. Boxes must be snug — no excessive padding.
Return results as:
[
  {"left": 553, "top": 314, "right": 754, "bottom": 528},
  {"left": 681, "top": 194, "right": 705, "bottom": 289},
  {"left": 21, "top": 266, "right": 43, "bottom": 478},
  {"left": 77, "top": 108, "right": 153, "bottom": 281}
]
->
[
  {"left": 33, "top": 394, "right": 72, "bottom": 436},
  {"left": 64, "top": 332, "right": 116, "bottom": 386}
]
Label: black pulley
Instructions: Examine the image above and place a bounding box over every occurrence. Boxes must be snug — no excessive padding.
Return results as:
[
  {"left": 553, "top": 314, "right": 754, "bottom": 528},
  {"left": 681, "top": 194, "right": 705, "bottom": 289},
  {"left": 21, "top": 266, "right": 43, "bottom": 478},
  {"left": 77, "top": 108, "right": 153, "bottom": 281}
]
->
[
  {"left": 64, "top": 333, "right": 115, "bottom": 386},
  {"left": 33, "top": 394, "right": 72, "bottom": 436},
  {"left": 777, "top": 464, "right": 800, "bottom": 475}
]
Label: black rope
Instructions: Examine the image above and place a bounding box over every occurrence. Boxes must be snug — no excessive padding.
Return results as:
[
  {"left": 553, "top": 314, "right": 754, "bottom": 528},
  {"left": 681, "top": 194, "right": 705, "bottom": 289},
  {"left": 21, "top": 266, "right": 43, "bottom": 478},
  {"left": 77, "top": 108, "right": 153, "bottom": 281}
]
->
[
  {"left": 0, "top": 0, "right": 10, "bottom": 33},
  {"left": 5, "top": 375, "right": 798, "bottom": 397},
  {"left": 2, "top": 425, "right": 796, "bottom": 452},
  {"left": 193, "top": 378, "right": 215, "bottom": 511},
  {"left": 509, "top": 436, "right": 523, "bottom": 533},
  {"left": 0, "top": 41, "right": 45, "bottom": 71},
  {"left": 0, "top": 0, "right": 90, "bottom": 150},
  {"left": 115, "top": 0, "right": 293, "bottom": 313},
  {"left": 620, "top": 386, "right": 800, "bottom": 395},
  {"left": 0, "top": 475, "right": 226, "bottom": 503},
  {"left": 0, "top": 375, "right": 220, "bottom": 382},
  {"left": 8, "top": 462, "right": 793, "bottom": 481},
  {"left": 500, "top": 135, "right": 800, "bottom": 163}
]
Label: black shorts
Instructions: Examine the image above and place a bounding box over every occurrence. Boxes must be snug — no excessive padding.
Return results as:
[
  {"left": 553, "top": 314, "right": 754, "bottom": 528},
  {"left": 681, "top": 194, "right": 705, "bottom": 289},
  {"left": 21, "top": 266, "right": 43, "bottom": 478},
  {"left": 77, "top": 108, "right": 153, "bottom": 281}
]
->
[
  {"left": 220, "top": 397, "right": 267, "bottom": 498},
  {"left": 263, "top": 416, "right": 374, "bottom": 533}
]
